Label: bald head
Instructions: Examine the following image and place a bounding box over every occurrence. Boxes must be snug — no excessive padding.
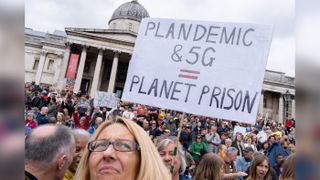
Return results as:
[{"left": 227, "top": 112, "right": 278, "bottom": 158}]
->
[
  {"left": 40, "top": 106, "right": 48, "bottom": 115},
  {"left": 95, "top": 117, "right": 103, "bottom": 127},
  {"left": 68, "top": 129, "right": 90, "bottom": 173},
  {"left": 31, "top": 125, "right": 56, "bottom": 138},
  {"left": 25, "top": 125, "right": 75, "bottom": 169},
  {"left": 72, "top": 129, "right": 90, "bottom": 140}
]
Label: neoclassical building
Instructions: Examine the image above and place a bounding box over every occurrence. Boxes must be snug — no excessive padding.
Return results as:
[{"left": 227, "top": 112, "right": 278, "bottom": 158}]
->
[{"left": 25, "top": 0, "right": 295, "bottom": 123}]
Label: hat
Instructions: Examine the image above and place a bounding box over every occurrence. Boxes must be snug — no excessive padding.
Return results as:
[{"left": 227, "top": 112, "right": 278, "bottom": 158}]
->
[
  {"left": 243, "top": 147, "right": 254, "bottom": 153},
  {"left": 41, "top": 90, "right": 48, "bottom": 95}
]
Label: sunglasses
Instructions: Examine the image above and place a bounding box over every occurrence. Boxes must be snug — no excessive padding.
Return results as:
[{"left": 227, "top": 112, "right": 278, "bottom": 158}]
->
[{"left": 88, "top": 139, "right": 140, "bottom": 152}]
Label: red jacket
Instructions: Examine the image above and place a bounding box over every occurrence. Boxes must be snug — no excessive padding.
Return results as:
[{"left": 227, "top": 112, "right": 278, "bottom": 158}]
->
[
  {"left": 72, "top": 112, "right": 90, "bottom": 130},
  {"left": 25, "top": 119, "right": 38, "bottom": 129}
]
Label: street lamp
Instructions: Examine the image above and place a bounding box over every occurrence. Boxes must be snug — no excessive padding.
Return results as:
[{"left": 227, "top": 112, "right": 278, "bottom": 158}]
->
[{"left": 283, "top": 90, "right": 292, "bottom": 122}]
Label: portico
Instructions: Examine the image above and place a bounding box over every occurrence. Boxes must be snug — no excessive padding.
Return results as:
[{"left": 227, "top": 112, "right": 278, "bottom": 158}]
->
[{"left": 57, "top": 40, "right": 132, "bottom": 97}]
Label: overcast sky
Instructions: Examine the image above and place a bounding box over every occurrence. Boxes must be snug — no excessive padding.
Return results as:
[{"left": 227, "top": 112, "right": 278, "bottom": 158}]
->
[{"left": 26, "top": 0, "right": 295, "bottom": 77}]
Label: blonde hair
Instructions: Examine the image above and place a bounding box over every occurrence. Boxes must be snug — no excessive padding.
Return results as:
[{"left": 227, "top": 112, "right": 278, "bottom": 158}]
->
[
  {"left": 56, "top": 112, "right": 65, "bottom": 121},
  {"left": 27, "top": 112, "right": 35, "bottom": 120},
  {"left": 75, "top": 116, "right": 171, "bottom": 180}
]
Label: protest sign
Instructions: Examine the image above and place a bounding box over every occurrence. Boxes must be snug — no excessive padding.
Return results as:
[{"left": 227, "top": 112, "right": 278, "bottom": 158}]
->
[
  {"left": 122, "top": 18, "right": 273, "bottom": 124},
  {"left": 94, "top": 91, "right": 117, "bottom": 108},
  {"left": 233, "top": 126, "right": 247, "bottom": 137},
  {"left": 257, "top": 130, "right": 268, "bottom": 143}
]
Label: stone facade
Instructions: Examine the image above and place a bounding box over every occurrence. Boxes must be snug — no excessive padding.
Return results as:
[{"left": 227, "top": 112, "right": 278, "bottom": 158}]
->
[
  {"left": 25, "top": 28, "right": 66, "bottom": 87},
  {"left": 260, "top": 70, "right": 295, "bottom": 123}
]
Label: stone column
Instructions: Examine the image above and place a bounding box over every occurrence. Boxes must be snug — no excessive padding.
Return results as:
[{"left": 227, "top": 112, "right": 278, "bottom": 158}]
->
[
  {"left": 278, "top": 94, "right": 284, "bottom": 124},
  {"left": 97, "top": 60, "right": 105, "bottom": 90},
  {"left": 53, "top": 54, "right": 64, "bottom": 85},
  {"left": 90, "top": 48, "right": 104, "bottom": 98},
  {"left": 108, "top": 51, "right": 119, "bottom": 93},
  {"left": 258, "top": 91, "right": 264, "bottom": 115},
  {"left": 57, "top": 42, "right": 71, "bottom": 89},
  {"left": 292, "top": 98, "right": 295, "bottom": 119},
  {"left": 73, "top": 45, "right": 88, "bottom": 93},
  {"left": 35, "top": 50, "right": 46, "bottom": 84},
  {"left": 272, "top": 93, "right": 278, "bottom": 121}
]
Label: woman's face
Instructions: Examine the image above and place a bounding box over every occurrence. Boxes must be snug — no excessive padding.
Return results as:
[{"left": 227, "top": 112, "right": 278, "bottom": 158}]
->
[
  {"left": 159, "top": 143, "right": 181, "bottom": 176},
  {"left": 27, "top": 114, "right": 34, "bottom": 121},
  {"left": 246, "top": 138, "right": 252, "bottom": 144},
  {"left": 89, "top": 124, "right": 140, "bottom": 180},
  {"left": 80, "top": 118, "right": 85, "bottom": 126},
  {"left": 225, "top": 141, "right": 232, "bottom": 147},
  {"left": 196, "top": 136, "right": 202, "bottom": 143},
  {"left": 57, "top": 113, "right": 62, "bottom": 121},
  {"left": 237, "top": 134, "right": 242, "bottom": 141},
  {"left": 197, "top": 122, "right": 201, "bottom": 127},
  {"left": 256, "top": 159, "right": 269, "bottom": 179},
  {"left": 263, "top": 142, "right": 269, "bottom": 149}
]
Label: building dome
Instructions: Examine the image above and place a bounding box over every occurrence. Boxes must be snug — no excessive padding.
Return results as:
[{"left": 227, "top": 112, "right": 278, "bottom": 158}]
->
[{"left": 109, "top": 0, "right": 150, "bottom": 24}]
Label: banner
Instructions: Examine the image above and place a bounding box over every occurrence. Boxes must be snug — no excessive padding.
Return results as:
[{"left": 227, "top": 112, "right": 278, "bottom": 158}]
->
[
  {"left": 66, "top": 54, "right": 79, "bottom": 79},
  {"left": 122, "top": 18, "right": 273, "bottom": 124},
  {"left": 94, "top": 91, "right": 117, "bottom": 108}
]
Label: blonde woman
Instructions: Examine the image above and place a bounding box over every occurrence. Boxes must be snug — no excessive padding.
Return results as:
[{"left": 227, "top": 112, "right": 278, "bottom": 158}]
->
[
  {"left": 56, "top": 112, "right": 66, "bottom": 125},
  {"left": 244, "top": 136, "right": 257, "bottom": 152},
  {"left": 75, "top": 117, "right": 170, "bottom": 180}
]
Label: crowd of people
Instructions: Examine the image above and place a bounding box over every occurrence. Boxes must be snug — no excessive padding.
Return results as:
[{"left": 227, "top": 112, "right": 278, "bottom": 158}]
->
[{"left": 24, "top": 82, "right": 296, "bottom": 180}]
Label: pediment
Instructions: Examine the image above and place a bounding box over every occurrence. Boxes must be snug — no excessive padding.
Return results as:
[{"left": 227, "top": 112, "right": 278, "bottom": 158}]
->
[{"left": 65, "top": 27, "right": 137, "bottom": 43}]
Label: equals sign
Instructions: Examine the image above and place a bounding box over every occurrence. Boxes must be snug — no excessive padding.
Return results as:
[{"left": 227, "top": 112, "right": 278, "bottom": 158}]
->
[{"left": 178, "top": 69, "right": 200, "bottom": 80}]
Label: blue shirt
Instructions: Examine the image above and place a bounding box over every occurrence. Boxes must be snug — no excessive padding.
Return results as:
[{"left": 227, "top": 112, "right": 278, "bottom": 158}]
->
[{"left": 35, "top": 112, "right": 48, "bottom": 125}]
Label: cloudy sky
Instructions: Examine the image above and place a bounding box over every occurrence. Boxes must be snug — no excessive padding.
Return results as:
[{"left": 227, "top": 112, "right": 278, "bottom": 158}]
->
[{"left": 26, "top": 0, "right": 295, "bottom": 76}]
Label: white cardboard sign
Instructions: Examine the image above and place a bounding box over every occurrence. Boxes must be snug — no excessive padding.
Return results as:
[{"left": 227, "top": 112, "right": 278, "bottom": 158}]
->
[
  {"left": 122, "top": 18, "right": 273, "bottom": 124},
  {"left": 233, "top": 126, "right": 247, "bottom": 137},
  {"left": 257, "top": 130, "right": 268, "bottom": 143},
  {"left": 94, "top": 91, "right": 117, "bottom": 108}
]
